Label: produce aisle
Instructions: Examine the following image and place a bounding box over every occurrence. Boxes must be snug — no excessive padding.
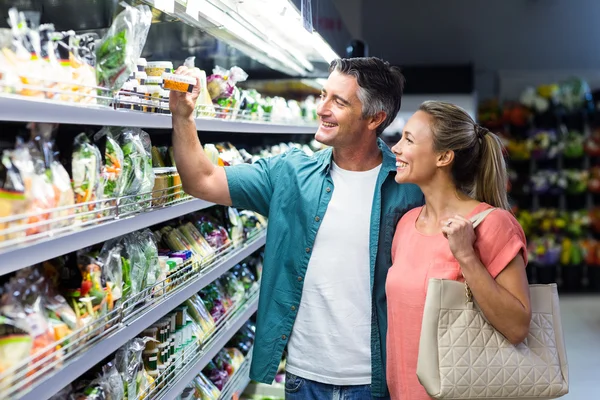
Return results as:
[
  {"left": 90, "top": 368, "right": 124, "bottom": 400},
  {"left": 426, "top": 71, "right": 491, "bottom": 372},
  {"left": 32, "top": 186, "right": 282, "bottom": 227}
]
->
[
  {"left": 478, "top": 77, "right": 600, "bottom": 294},
  {"left": 0, "top": 3, "right": 323, "bottom": 400}
]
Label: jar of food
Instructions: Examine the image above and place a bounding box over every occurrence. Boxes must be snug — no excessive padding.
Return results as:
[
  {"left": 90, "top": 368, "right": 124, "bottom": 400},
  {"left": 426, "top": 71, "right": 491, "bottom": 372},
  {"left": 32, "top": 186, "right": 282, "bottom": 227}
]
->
[
  {"left": 152, "top": 168, "right": 170, "bottom": 206},
  {"left": 137, "top": 58, "right": 147, "bottom": 72},
  {"left": 162, "top": 72, "right": 196, "bottom": 93},
  {"left": 147, "top": 85, "right": 162, "bottom": 113},
  {"left": 146, "top": 61, "right": 173, "bottom": 77},
  {"left": 145, "top": 76, "right": 163, "bottom": 87}
]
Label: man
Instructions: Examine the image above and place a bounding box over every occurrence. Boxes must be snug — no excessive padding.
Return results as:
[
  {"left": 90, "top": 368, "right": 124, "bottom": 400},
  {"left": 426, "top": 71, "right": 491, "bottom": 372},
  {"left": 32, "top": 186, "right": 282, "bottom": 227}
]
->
[{"left": 170, "top": 57, "right": 423, "bottom": 399}]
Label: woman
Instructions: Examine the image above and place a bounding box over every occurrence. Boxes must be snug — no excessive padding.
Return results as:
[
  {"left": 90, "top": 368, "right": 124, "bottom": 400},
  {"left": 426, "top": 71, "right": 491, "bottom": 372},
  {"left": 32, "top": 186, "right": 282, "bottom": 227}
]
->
[{"left": 386, "top": 101, "right": 532, "bottom": 399}]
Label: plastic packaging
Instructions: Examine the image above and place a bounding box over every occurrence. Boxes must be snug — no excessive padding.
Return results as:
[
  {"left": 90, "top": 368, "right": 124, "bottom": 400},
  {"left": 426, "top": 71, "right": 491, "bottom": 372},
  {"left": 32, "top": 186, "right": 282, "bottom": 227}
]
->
[
  {"left": 72, "top": 133, "right": 103, "bottom": 222},
  {"left": 96, "top": 3, "right": 152, "bottom": 91},
  {"left": 0, "top": 150, "right": 28, "bottom": 241},
  {"left": 145, "top": 61, "right": 173, "bottom": 77},
  {"left": 162, "top": 73, "right": 195, "bottom": 93}
]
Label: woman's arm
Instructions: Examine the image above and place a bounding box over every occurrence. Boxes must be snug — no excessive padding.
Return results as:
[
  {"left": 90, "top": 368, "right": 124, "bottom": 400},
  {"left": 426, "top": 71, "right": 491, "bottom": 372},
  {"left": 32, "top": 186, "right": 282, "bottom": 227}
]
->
[
  {"left": 457, "top": 252, "right": 531, "bottom": 344},
  {"left": 442, "top": 214, "right": 531, "bottom": 345}
]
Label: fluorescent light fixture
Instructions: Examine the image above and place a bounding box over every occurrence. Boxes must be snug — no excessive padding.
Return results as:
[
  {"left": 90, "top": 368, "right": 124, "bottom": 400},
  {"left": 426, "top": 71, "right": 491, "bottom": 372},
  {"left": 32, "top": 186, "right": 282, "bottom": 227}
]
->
[
  {"left": 235, "top": 0, "right": 340, "bottom": 65},
  {"left": 311, "top": 32, "right": 339, "bottom": 64},
  {"left": 200, "top": 0, "right": 309, "bottom": 75}
]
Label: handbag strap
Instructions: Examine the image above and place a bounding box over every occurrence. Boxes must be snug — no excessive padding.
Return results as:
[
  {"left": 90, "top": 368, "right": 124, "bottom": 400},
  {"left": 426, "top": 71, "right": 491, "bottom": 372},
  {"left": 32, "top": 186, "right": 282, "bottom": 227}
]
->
[
  {"left": 464, "top": 207, "right": 498, "bottom": 303},
  {"left": 470, "top": 207, "right": 497, "bottom": 228}
]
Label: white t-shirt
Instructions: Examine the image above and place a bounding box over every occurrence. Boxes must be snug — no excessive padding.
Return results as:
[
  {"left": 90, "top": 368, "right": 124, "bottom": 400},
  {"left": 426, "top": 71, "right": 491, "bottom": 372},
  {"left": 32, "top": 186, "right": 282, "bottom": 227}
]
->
[{"left": 285, "top": 161, "right": 381, "bottom": 385}]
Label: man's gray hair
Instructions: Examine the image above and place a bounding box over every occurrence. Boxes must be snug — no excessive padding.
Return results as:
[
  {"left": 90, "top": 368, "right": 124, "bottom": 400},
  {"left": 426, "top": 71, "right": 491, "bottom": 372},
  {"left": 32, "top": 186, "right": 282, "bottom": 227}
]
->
[{"left": 330, "top": 57, "right": 405, "bottom": 135}]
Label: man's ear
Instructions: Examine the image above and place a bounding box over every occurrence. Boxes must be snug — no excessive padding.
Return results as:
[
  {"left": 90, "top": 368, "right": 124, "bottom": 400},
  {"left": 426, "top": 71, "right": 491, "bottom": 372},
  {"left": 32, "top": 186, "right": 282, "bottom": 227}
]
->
[
  {"left": 437, "top": 150, "right": 454, "bottom": 167},
  {"left": 368, "top": 111, "right": 387, "bottom": 132}
]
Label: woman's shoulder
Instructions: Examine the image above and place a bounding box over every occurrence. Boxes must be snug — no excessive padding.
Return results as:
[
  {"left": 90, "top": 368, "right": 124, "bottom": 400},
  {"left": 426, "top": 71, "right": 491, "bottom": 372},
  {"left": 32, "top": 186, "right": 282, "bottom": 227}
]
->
[{"left": 476, "top": 205, "right": 526, "bottom": 243}]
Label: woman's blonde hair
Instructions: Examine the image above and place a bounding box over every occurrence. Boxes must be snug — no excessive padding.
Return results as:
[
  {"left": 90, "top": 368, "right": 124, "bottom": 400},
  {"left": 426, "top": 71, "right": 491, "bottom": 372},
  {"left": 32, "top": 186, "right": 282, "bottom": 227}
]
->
[{"left": 419, "top": 101, "right": 510, "bottom": 210}]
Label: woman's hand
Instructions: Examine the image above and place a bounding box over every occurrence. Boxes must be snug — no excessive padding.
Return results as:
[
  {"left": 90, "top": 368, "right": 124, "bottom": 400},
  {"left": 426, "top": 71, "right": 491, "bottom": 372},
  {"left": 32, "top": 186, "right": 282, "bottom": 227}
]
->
[{"left": 441, "top": 215, "right": 477, "bottom": 263}]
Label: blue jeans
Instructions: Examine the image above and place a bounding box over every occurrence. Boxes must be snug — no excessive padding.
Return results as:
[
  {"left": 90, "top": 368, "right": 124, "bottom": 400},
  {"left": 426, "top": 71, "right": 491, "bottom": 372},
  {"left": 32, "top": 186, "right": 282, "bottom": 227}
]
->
[{"left": 285, "top": 372, "right": 387, "bottom": 400}]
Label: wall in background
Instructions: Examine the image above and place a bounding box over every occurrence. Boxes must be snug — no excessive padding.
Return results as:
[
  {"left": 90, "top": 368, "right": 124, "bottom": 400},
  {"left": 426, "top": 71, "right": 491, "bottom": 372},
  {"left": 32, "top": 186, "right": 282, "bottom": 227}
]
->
[
  {"left": 362, "top": 0, "right": 600, "bottom": 99},
  {"left": 331, "top": 0, "right": 363, "bottom": 40}
]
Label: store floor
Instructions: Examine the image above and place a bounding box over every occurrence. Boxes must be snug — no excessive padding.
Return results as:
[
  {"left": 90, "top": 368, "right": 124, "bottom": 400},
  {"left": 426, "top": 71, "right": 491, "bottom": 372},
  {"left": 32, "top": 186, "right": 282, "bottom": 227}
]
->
[{"left": 559, "top": 294, "right": 600, "bottom": 399}]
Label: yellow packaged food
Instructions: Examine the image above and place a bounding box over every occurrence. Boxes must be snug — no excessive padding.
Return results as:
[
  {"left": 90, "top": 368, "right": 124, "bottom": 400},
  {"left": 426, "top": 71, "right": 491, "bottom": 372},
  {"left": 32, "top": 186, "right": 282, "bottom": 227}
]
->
[{"left": 162, "top": 73, "right": 195, "bottom": 93}]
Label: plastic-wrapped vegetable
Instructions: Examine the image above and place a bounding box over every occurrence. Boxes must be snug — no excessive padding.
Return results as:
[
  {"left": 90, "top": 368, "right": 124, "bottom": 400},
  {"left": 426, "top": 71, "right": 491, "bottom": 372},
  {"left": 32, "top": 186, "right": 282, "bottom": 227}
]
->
[
  {"left": 96, "top": 3, "right": 152, "bottom": 91},
  {"left": 213, "top": 348, "right": 235, "bottom": 376},
  {"left": 0, "top": 150, "right": 28, "bottom": 241},
  {"left": 220, "top": 272, "right": 245, "bottom": 305},
  {"left": 117, "top": 129, "right": 154, "bottom": 213},
  {"left": 193, "top": 214, "right": 231, "bottom": 250},
  {"left": 202, "top": 360, "right": 229, "bottom": 391},
  {"left": 72, "top": 133, "right": 103, "bottom": 222},
  {"left": 97, "top": 239, "right": 125, "bottom": 305},
  {"left": 122, "top": 234, "right": 149, "bottom": 299},
  {"left": 115, "top": 337, "right": 146, "bottom": 400},
  {"left": 136, "top": 229, "right": 160, "bottom": 288},
  {"left": 231, "top": 264, "right": 259, "bottom": 294},
  {"left": 94, "top": 128, "right": 125, "bottom": 200},
  {"left": 199, "top": 282, "right": 230, "bottom": 321},
  {"left": 118, "top": 129, "right": 145, "bottom": 212},
  {"left": 179, "top": 222, "right": 215, "bottom": 260},
  {"left": 185, "top": 294, "right": 215, "bottom": 342},
  {"left": 226, "top": 207, "right": 244, "bottom": 245},
  {"left": 30, "top": 123, "right": 75, "bottom": 229},
  {"left": 0, "top": 313, "right": 33, "bottom": 393},
  {"left": 225, "top": 347, "right": 245, "bottom": 372},
  {"left": 192, "top": 373, "right": 220, "bottom": 400},
  {"left": 11, "top": 140, "right": 56, "bottom": 234},
  {"left": 137, "top": 129, "right": 155, "bottom": 210},
  {"left": 239, "top": 210, "right": 267, "bottom": 236},
  {"left": 0, "top": 268, "right": 57, "bottom": 376}
]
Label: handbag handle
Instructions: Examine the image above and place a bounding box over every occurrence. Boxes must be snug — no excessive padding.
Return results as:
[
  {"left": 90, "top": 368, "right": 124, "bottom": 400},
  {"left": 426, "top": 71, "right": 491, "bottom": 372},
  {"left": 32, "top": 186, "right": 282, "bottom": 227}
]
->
[{"left": 463, "top": 207, "right": 498, "bottom": 303}]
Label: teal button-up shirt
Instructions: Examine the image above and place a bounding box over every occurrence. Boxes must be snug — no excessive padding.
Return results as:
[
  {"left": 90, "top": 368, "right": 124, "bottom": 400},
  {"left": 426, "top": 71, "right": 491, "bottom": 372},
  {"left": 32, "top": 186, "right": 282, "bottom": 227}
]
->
[{"left": 225, "top": 139, "right": 423, "bottom": 397}]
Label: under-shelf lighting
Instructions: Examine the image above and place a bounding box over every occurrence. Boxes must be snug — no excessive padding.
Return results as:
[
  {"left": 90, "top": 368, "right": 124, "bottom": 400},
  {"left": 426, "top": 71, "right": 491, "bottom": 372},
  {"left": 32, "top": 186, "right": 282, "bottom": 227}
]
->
[{"left": 201, "top": 0, "right": 309, "bottom": 75}]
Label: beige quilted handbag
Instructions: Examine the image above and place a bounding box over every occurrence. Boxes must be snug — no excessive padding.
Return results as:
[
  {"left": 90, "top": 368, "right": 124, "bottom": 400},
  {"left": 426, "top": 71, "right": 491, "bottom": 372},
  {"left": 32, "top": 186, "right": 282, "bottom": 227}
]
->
[{"left": 416, "top": 209, "right": 569, "bottom": 399}]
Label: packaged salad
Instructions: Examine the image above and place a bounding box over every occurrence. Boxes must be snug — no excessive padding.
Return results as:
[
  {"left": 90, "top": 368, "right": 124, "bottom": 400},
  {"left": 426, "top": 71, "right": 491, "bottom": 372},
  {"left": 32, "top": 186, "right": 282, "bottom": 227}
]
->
[
  {"left": 0, "top": 267, "right": 58, "bottom": 378},
  {"left": 0, "top": 313, "right": 32, "bottom": 393},
  {"left": 185, "top": 294, "right": 215, "bottom": 342},
  {"left": 0, "top": 150, "right": 28, "bottom": 242},
  {"left": 96, "top": 3, "right": 152, "bottom": 91},
  {"left": 72, "top": 133, "right": 103, "bottom": 223},
  {"left": 94, "top": 127, "right": 125, "bottom": 201},
  {"left": 192, "top": 373, "right": 220, "bottom": 400},
  {"left": 117, "top": 129, "right": 154, "bottom": 213},
  {"left": 30, "top": 123, "right": 75, "bottom": 229},
  {"left": 11, "top": 139, "right": 57, "bottom": 235}
]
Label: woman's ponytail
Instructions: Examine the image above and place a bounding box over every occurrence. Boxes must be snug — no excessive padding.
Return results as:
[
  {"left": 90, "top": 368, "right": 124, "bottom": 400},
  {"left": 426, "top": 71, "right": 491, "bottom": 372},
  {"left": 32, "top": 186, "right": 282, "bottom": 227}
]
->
[{"left": 475, "top": 129, "right": 511, "bottom": 210}]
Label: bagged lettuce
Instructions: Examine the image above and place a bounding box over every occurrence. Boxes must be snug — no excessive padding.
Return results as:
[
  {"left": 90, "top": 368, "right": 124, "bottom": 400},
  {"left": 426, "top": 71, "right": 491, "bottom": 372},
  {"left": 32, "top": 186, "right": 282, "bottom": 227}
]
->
[{"left": 72, "top": 133, "right": 103, "bottom": 222}]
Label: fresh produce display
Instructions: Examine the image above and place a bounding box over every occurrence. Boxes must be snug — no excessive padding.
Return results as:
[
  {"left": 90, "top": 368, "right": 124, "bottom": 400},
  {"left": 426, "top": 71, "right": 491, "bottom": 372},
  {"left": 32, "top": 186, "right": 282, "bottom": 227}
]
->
[
  {"left": 31, "top": 248, "right": 261, "bottom": 400},
  {"left": 0, "top": 8, "right": 98, "bottom": 103},
  {"left": 0, "top": 205, "right": 264, "bottom": 397},
  {"left": 480, "top": 75, "right": 600, "bottom": 293},
  {"left": 202, "top": 320, "right": 256, "bottom": 391}
]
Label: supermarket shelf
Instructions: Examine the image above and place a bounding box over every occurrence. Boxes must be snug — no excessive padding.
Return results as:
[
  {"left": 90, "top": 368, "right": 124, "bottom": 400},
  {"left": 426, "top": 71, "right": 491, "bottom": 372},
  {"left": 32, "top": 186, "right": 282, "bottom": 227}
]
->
[
  {"left": 15, "top": 233, "right": 265, "bottom": 400},
  {"left": 0, "top": 94, "right": 317, "bottom": 134},
  {"left": 158, "top": 298, "right": 259, "bottom": 400},
  {"left": 0, "top": 198, "right": 213, "bottom": 275}
]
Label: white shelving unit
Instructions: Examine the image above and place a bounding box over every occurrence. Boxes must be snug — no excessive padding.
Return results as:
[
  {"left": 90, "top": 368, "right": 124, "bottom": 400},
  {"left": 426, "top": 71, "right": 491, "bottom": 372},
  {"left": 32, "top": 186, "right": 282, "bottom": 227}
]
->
[
  {"left": 0, "top": 94, "right": 317, "bottom": 133},
  {"left": 12, "top": 233, "right": 265, "bottom": 400},
  {"left": 0, "top": 198, "right": 214, "bottom": 275},
  {"left": 0, "top": 1, "right": 325, "bottom": 398}
]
